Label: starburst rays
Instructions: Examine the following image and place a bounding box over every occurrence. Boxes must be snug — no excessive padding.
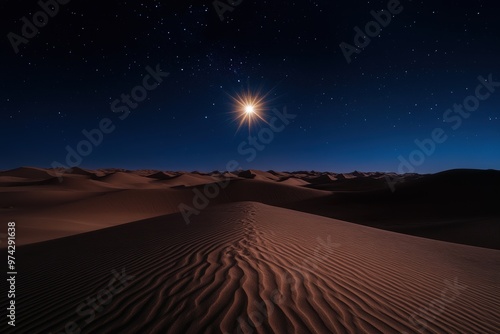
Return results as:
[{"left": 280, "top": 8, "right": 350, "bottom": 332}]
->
[{"left": 229, "top": 87, "right": 271, "bottom": 132}]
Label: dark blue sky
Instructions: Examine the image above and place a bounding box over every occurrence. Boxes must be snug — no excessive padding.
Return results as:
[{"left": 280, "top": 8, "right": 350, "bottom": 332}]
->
[{"left": 1, "top": 0, "right": 499, "bottom": 173}]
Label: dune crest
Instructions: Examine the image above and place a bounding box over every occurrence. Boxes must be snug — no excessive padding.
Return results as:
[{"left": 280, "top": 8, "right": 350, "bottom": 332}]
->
[{"left": 4, "top": 202, "right": 499, "bottom": 333}]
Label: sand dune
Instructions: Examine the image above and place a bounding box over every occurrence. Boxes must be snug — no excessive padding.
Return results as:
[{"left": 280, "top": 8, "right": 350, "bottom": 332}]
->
[
  {"left": 1, "top": 168, "right": 498, "bottom": 333},
  {"left": 65, "top": 166, "right": 98, "bottom": 177},
  {"left": 278, "top": 177, "right": 311, "bottom": 187},
  {"left": 97, "top": 172, "right": 162, "bottom": 189},
  {"left": 0, "top": 177, "right": 328, "bottom": 245},
  {"left": 147, "top": 171, "right": 177, "bottom": 180},
  {"left": 3, "top": 202, "right": 498, "bottom": 333},
  {"left": 100, "top": 171, "right": 153, "bottom": 183},
  {"left": 158, "top": 173, "right": 222, "bottom": 188},
  {"left": 306, "top": 173, "right": 337, "bottom": 184},
  {"left": 0, "top": 168, "right": 498, "bottom": 249},
  {"left": 238, "top": 170, "right": 281, "bottom": 181},
  {"left": 0, "top": 166, "right": 54, "bottom": 179}
]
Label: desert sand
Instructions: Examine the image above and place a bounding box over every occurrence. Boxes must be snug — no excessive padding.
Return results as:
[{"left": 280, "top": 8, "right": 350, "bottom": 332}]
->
[{"left": 0, "top": 167, "right": 499, "bottom": 333}]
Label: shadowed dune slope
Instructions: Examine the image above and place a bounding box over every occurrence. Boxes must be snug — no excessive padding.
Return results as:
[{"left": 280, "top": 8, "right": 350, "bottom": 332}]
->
[
  {"left": 0, "top": 179, "right": 328, "bottom": 245},
  {"left": 2, "top": 202, "right": 498, "bottom": 334}
]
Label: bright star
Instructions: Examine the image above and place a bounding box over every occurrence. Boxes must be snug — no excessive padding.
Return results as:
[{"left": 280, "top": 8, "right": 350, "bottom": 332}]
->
[{"left": 230, "top": 87, "right": 271, "bottom": 132}]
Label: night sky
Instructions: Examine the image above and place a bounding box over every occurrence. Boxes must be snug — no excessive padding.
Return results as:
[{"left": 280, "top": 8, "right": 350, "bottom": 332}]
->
[{"left": 1, "top": 0, "right": 499, "bottom": 173}]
